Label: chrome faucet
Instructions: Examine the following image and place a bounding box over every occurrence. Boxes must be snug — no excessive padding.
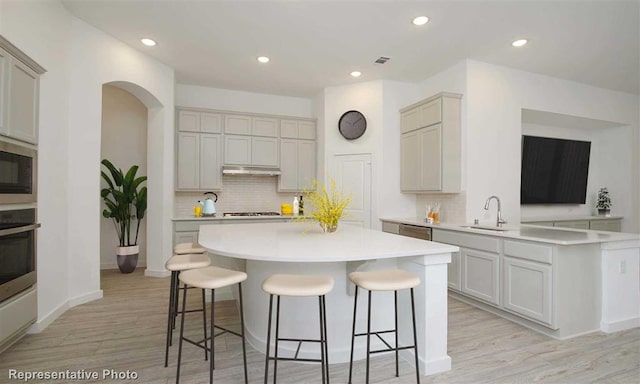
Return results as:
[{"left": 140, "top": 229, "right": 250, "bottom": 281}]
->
[{"left": 484, "top": 195, "right": 507, "bottom": 227}]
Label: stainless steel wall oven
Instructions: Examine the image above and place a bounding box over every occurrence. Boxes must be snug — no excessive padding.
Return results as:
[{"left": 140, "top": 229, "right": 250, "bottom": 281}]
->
[
  {"left": 0, "top": 141, "right": 37, "bottom": 204},
  {"left": 0, "top": 209, "right": 38, "bottom": 303}
]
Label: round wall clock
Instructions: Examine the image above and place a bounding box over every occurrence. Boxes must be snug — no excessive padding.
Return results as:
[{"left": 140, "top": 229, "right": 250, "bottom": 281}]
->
[{"left": 338, "top": 110, "right": 367, "bottom": 140}]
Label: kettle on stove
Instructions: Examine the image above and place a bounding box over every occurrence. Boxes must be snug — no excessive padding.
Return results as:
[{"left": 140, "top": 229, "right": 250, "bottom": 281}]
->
[{"left": 202, "top": 192, "right": 218, "bottom": 216}]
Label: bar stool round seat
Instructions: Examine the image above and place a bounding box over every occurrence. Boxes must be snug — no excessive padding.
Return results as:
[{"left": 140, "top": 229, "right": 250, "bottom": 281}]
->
[
  {"left": 262, "top": 274, "right": 334, "bottom": 297},
  {"left": 348, "top": 269, "right": 420, "bottom": 291},
  {"left": 348, "top": 269, "right": 421, "bottom": 384},
  {"left": 180, "top": 266, "right": 247, "bottom": 290},
  {"left": 262, "top": 274, "right": 334, "bottom": 384},
  {"left": 165, "top": 253, "right": 211, "bottom": 271},
  {"left": 173, "top": 242, "right": 207, "bottom": 255},
  {"left": 176, "top": 266, "right": 249, "bottom": 384},
  {"left": 164, "top": 253, "right": 211, "bottom": 368}
]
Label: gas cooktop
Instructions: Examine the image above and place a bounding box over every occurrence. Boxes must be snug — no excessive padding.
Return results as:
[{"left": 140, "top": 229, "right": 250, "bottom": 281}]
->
[{"left": 223, "top": 212, "right": 281, "bottom": 217}]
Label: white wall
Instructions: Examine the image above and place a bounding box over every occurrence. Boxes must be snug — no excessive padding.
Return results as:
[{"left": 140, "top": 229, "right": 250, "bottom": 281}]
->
[
  {"left": 0, "top": 0, "right": 72, "bottom": 330},
  {"left": 464, "top": 60, "right": 639, "bottom": 232},
  {"left": 1, "top": 1, "right": 175, "bottom": 330},
  {"left": 176, "top": 84, "right": 313, "bottom": 117},
  {"left": 100, "top": 84, "right": 148, "bottom": 269}
]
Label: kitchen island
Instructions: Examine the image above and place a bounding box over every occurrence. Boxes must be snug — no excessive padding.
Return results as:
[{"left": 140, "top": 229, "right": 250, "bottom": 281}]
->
[
  {"left": 198, "top": 221, "right": 459, "bottom": 376},
  {"left": 382, "top": 218, "right": 640, "bottom": 339}
]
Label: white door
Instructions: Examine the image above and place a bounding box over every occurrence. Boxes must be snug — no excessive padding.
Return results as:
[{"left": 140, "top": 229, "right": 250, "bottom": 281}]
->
[{"left": 332, "top": 154, "right": 372, "bottom": 228}]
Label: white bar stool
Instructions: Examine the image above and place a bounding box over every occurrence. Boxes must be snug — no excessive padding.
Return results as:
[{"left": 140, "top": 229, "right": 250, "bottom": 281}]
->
[
  {"left": 176, "top": 266, "right": 248, "bottom": 384},
  {"left": 348, "top": 269, "right": 421, "bottom": 384},
  {"left": 164, "top": 252, "right": 210, "bottom": 367},
  {"left": 174, "top": 242, "right": 207, "bottom": 255},
  {"left": 262, "top": 274, "right": 335, "bottom": 384}
]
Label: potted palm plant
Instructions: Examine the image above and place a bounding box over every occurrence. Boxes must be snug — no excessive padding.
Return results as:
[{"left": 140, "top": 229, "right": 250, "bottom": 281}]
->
[
  {"left": 101, "top": 159, "right": 147, "bottom": 273},
  {"left": 596, "top": 187, "right": 612, "bottom": 216}
]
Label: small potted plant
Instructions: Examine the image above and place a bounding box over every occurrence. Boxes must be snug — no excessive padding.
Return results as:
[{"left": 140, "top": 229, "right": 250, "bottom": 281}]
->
[
  {"left": 101, "top": 159, "right": 147, "bottom": 273},
  {"left": 596, "top": 187, "right": 612, "bottom": 216}
]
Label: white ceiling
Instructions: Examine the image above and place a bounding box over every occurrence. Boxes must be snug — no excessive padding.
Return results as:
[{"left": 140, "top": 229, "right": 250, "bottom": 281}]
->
[{"left": 62, "top": 0, "right": 640, "bottom": 98}]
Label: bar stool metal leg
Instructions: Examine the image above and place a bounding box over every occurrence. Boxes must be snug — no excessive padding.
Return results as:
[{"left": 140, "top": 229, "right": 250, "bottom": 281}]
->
[
  {"left": 238, "top": 283, "right": 249, "bottom": 384},
  {"left": 202, "top": 288, "right": 208, "bottom": 362},
  {"left": 319, "top": 296, "right": 326, "bottom": 384},
  {"left": 322, "top": 295, "right": 330, "bottom": 384},
  {"left": 411, "top": 288, "right": 420, "bottom": 384},
  {"left": 175, "top": 282, "right": 188, "bottom": 384},
  {"left": 348, "top": 286, "right": 358, "bottom": 384},
  {"left": 209, "top": 289, "right": 215, "bottom": 384},
  {"left": 264, "top": 294, "right": 274, "bottom": 384},
  {"left": 273, "top": 295, "right": 281, "bottom": 384},
  {"left": 165, "top": 271, "right": 177, "bottom": 367},
  {"left": 394, "top": 290, "right": 399, "bottom": 377},
  {"left": 365, "top": 290, "right": 372, "bottom": 384}
]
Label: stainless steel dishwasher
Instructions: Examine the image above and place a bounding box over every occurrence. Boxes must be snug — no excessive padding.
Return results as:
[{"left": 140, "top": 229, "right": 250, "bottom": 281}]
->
[{"left": 398, "top": 223, "right": 432, "bottom": 240}]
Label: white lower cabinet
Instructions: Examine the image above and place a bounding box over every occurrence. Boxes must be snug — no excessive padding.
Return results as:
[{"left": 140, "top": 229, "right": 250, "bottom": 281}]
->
[
  {"left": 448, "top": 250, "right": 461, "bottom": 291},
  {"left": 503, "top": 256, "right": 552, "bottom": 325},
  {"left": 461, "top": 248, "right": 500, "bottom": 305}
]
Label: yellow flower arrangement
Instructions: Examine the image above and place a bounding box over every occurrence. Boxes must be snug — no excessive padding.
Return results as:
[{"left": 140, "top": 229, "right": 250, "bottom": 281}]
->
[{"left": 299, "top": 179, "right": 351, "bottom": 232}]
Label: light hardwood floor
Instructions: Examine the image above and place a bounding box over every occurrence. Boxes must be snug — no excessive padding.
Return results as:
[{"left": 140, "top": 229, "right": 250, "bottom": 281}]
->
[{"left": 0, "top": 269, "right": 638, "bottom": 383}]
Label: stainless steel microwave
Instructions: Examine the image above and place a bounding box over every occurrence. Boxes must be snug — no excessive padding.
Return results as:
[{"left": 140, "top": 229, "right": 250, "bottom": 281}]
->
[{"left": 0, "top": 141, "right": 37, "bottom": 204}]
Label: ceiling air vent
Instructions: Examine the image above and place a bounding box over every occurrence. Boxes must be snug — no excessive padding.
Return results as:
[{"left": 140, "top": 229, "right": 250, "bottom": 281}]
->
[{"left": 374, "top": 57, "right": 390, "bottom": 64}]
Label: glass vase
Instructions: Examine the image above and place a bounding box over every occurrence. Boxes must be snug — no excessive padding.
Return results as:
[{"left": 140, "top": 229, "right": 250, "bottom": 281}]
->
[{"left": 320, "top": 221, "right": 338, "bottom": 233}]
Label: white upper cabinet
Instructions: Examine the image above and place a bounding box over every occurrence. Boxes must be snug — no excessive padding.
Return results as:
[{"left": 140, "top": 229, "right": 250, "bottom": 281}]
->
[
  {"left": 201, "top": 112, "right": 222, "bottom": 133},
  {"left": 225, "top": 114, "right": 251, "bottom": 135},
  {"left": 400, "top": 92, "right": 462, "bottom": 193},
  {"left": 277, "top": 119, "right": 316, "bottom": 192},
  {"left": 178, "top": 110, "right": 200, "bottom": 132},
  {"left": 178, "top": 110, "right": 222, "bottom": 133},
  {"left": 0, "top": 37, "right": 45, "bottom": 145},
  {"left": 252, "top": 116, "right": 278, "bottom": 137}
]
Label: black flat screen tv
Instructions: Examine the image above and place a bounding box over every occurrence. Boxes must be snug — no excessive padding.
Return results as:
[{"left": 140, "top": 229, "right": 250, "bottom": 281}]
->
[{"left": 520, "top": 135, "right": 591, "bottom": 204}]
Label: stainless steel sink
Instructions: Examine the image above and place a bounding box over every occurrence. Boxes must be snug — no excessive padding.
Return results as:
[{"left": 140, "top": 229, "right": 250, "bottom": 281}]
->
[{"left": 461, "top": 225, "right": 510, "bottom": 232}]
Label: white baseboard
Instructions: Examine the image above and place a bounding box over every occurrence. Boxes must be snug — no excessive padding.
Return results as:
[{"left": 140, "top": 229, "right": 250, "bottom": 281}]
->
[
  {"left": 601, "top": 317, "right": 640, "bottom": 333},
  {"left": 145, "top": 268, "right": 170, "bottom": 278},
  {"left": 28, "top": 290, "right": 103, "bottom": 334}
]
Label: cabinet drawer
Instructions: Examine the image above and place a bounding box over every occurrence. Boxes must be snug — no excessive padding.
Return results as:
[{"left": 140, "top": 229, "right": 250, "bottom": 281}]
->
[
  {"left": 432, "top": 230, "right": 500, "bottom": 253},
  {"left": 381, "top": 221, "right": 399, "bottom": 234},
  {"left": 174, "top": 221, "right": 205, "bottom": 232},
  {"left": 553, "top": 220, "right": 589, "bottom": 230},
  {"left": 589, "top": 219, "right": 621, "bottom": 232},
  {"left": 504, "top": 240, "right": 553, "bottom": 264}
]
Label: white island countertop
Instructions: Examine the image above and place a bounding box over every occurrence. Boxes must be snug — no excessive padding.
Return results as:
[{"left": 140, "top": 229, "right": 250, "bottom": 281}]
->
[
  {"left": 198, "top": 221, "right": 458, "bottom": 262},
  {"left": 381, "top": 217, "right": 640, "bottom": 246}
]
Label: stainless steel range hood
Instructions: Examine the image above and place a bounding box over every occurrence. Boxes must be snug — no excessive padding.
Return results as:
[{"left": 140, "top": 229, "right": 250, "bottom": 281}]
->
[{"left": 222, "top": 166, "right": 281, "bottom": 176}]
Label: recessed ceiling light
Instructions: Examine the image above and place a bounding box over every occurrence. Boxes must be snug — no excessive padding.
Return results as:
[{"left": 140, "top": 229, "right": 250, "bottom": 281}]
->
[
  {"left": 412, "top": 16, "right": 429, "bottom": 26},
  {"left": 350, "top": 71, "right": 362, "bottom": 78},
  {"left": 512, "top": 39, "right": 528, "bottom": 47},
  {"left": 257, "top": 56, "right": 270, "bottom": 63},
  {"left": 141, "top": 38, "right": 156, "bottom": 47}
]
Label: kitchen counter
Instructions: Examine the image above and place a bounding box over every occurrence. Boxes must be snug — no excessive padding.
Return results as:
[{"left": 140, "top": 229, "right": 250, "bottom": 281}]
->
[
  {"left": 380, "top": 217, "right": 639, "bottom": 245},
  {"left": 521, "top": 215, "right": 623, "bottom": 222},
  {"left": 172, "top": 215, "right": 299, "bottom": 221},
  {"left": 198, "top": 222, "right": 458, "bottom": 375}
]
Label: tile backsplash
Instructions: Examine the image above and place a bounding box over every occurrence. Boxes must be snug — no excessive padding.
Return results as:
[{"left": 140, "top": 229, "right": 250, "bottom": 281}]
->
[
  {"left": 175, "top": 175, "right": 300, "bottom": 217},
  {"left": 415, "top": 191, "right": 466, "bottom": 224}
]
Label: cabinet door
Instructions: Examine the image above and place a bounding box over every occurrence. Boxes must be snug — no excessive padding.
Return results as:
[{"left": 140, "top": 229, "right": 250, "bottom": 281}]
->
[
  {"left": 461, "top": 248, "right": 500, "bottom": 305},
  {"left": 280, "top": 119, "right": 298, "bottom": 138},
  {"left": 200, "top": 134, "right": 222, "bottom": 190},
  {"left": 448, "top": 250, "right": 461, "bottom": 291},
  {"left": 8, "top": 58, "right": 38, "bottom": 143},
  {"left": 0, "top": 47, "right": 8, "bottom": 136},
  {"left": 278, "top": 139, "right": 298, "bottom": 191},
  {"left": 298, "top": 121, "right": 316, "bottom": 140},
  {"left": 400, "top": 130, "right": 419, "bottom": 191},
  {"left": 225, "top": 114, "right": 251, "bottom": 135},
  {"left": 400, "top": 108, "right": 418, "bottom": 134},
  {"left": 554, "top": 220, "right": 589, "bottom": 230},
  {"left": 417, "top": 98, "right": 442, "bottom": 128},
  {"left": 252, "top": 117, "right": 278, "bottom": 137},
  {"left": 224, "top": 135, "right": 251, "bottom": 165},
  {"left": 419, "top": 124, "right": 442, "bottom": 190},
  {"left": 503, "top": 256, "right": 552, "bottom": 325},
  {"left": 589, "top": 219, "right": 621, "bottom": 232},
  {"left": 177, "top": 132, "right": 200, "bottom": 189},
  {"left": 297, "top": 140, "right": 316, "bottom": 190},
  {"left": 201, "top": 112, "right": 222, "bottom": 133},
  {"left": 178, "top": 110, "right": 200, "bottom": 132},
  {"left": 252, "top": 136, "right": 278, "bottom": 166}
]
